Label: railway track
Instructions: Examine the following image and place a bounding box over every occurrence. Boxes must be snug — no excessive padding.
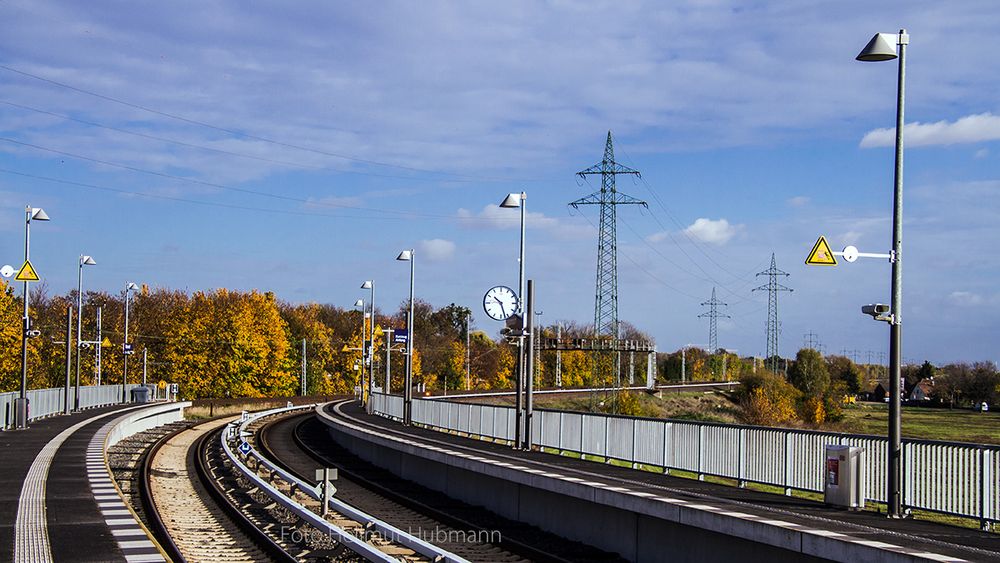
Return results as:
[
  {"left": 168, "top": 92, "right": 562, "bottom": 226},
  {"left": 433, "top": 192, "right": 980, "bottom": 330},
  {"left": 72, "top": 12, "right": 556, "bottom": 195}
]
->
[
  {"left": 144, "top": 416, "right": 299, "bottom": 562},
  {"left": 255, "top": 408, "right": 622, "bottom": 562}
]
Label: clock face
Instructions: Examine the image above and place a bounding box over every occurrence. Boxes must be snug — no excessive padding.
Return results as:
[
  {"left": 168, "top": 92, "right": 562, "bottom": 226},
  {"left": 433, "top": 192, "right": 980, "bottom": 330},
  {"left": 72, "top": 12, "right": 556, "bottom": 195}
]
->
[{"left": 483, "top": 285, "right": 519, "bottom": 321}]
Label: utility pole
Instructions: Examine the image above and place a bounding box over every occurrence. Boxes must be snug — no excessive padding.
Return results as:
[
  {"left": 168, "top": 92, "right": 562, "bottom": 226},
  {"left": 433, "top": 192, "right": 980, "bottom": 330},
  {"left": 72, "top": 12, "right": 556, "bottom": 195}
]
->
[
  {"left": 381, "top": 328, "right": 394, "bottom": 393},
  {"left": 142, "top": 348, "right": 148, "bottom": 386},
  {"left": 64, "top": 306, "right": 72, "bottom": 415},
  {"left": 95, "top": 306, "right": 102, "bottom": 385},
  {"left": 699, "top": 287, "right": 729, "bottom": 352},
  {"left": 465, "top": 312, "right": 471, "bottom": 390},
  {"left": 555, "top": 323, "right": 562, "bottom": 387},
  {"left": 681, "top": 347, "right": 686, "bottom": 384},
  {"left": 301, "top": 338, "right": 307, "bottom": 396},
  {"left": 753, "top": 253, "right": 793, "bottom": 372}
]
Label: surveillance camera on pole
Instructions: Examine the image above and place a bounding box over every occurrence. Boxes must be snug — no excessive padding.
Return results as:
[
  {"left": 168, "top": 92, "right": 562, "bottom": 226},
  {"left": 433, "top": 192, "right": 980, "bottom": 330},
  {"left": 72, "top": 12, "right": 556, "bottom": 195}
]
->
[{"left": 862, "top": 303, "right": 893, "bottom": 323}]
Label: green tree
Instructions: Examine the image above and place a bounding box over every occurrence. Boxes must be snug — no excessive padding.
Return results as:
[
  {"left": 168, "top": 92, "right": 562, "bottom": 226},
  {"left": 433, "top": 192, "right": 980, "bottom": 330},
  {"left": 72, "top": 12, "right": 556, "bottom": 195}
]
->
[
  {"left": 788, "top": 348, "right": 830, "bottom": 397},
  {"left": 826, "top": 355, "right": 865, "bottom": 394}
]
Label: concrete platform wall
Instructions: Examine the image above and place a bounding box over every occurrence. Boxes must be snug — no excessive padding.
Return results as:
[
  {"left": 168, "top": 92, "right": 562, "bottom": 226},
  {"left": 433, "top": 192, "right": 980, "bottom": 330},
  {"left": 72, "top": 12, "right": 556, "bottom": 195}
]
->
[{"left": 326, "top": 420, "right": 828, "bottom": 563}]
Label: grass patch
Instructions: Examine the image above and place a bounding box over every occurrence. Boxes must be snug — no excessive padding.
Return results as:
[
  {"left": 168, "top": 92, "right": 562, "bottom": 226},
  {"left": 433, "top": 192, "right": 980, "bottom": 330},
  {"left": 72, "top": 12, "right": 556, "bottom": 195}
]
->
[
  {"left": 185, "top": 395, "right": 334, "bottom": 419},
  {"left": 837, "top": 402, "right": 1000, "bottom": 445}
]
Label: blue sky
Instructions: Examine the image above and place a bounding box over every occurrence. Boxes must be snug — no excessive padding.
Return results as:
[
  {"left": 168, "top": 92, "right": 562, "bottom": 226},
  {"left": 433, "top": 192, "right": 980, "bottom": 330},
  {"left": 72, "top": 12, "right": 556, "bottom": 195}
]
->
[{"left": 2, "top": 1, "right": 999, "bottom": 365}]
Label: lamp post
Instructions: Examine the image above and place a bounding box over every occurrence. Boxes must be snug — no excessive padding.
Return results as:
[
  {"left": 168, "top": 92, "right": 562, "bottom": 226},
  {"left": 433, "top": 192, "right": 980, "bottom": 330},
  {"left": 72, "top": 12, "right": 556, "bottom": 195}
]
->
[
  {"left": 500, "top": 192, "right": 527, "bottom": 447},
  {"left": 122, "top": 282, "right": 139, "bottom": 403},
  {"left": 361, "top": 280, "right": 376, "bottom": 413},
  {"left": 74, "top": 255, "right": 97, "bottom": 411},
  {"left": 15, "top": 206, "right": 50, "bottom": 429},
  {"left": 396, "top": 249, "right": 414, "bottom": 425},
  {"left": 354, "top": 298, "right": 366, "bottom": 401},
  {"left": 857, "top": 29, "right": 908, "bottom": 519}
]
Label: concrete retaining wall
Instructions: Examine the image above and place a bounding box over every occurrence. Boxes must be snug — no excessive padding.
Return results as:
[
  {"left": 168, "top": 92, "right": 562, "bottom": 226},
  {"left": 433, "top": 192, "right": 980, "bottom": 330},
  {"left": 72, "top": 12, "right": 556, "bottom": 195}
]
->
[{"left": 321, "top": 412, "right": 846, "bottom": 563}]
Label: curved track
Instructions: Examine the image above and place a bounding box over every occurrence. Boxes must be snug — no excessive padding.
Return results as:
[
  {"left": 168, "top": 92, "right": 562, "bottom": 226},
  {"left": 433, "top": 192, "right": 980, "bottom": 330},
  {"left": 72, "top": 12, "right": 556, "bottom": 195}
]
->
[
  {"left": 144, "top": 416, "right": 294, "bottom": 562},
  {"left": 257, "top": 410, "right": 623, "bottom": 562}
]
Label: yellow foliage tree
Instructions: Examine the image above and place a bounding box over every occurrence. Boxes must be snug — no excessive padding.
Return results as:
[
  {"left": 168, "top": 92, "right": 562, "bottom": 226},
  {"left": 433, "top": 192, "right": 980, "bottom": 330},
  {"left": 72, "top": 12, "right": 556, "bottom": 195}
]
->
[{"left": 163, "top": 289, "right": 293, "bottom": 399}]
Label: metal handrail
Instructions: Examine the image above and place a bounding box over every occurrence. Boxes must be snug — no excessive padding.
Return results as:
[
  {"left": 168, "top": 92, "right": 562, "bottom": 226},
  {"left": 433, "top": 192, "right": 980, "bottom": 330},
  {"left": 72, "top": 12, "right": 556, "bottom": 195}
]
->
[
  {"left": 372, "top": 392, "right": 999, "bottom": 529},
  {"left": 228, "top": 405, "right": 470, "bottom": 562}
]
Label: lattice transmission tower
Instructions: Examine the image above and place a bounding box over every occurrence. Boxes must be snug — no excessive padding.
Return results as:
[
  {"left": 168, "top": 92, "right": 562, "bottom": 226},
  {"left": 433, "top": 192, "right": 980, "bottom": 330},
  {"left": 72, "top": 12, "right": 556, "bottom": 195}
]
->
[
  {"left": 699, "top": 287, "right": 729, "bottom": 352},
  {"left": 752, "top": 253, "right": 793, "bottom": 371},
  {"left": 570, "top": 131, "right": 647, "bottom": 337}
]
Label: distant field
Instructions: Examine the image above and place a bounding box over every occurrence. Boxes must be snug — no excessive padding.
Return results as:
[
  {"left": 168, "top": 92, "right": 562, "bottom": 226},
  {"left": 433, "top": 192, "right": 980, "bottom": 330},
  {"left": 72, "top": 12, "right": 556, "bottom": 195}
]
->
[
  {"left": 839, "top": 402, "right": 1000, "bottom": 445},
  {"left": 457, "top": 390, "right": 1000, "bottom": 445}
]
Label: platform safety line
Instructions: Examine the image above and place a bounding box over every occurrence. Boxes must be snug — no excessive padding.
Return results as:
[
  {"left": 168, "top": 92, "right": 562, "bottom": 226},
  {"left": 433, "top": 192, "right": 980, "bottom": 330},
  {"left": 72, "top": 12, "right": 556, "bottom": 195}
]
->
[
  {"left": 88, "top": 411, "right": 168, "bottom": 563},
  {"left": 13, "top": 409, "right": 129, "bottom": 563}
]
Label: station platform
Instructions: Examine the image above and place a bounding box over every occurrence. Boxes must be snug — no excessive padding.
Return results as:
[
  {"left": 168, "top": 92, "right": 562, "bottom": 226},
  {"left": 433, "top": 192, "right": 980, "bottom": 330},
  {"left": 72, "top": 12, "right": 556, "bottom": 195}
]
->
[
  {"left": 330, "top": 401, "right": 1000, "bottom": 562},
  {"left": 0, "top": 404, "right": 167, "bottom": 563}
]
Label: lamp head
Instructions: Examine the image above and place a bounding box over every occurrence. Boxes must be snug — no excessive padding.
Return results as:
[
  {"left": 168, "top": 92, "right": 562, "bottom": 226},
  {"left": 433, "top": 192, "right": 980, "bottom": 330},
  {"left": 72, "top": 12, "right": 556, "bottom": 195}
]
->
[
  {"left": 81, "top": 255, "right": 97, "bottom": 266},
  {"left": 30, "top": 207, "right": 50, "bottom": 221},
  {"left": 361, "top": 280, "right": 373, "bottom": 289},
  {"left": 500, "top": 193, "right": 523, "bottom": 208},
  {"left": 857, "top": 32, "right": 898, "bottom": 62},
  {"left": 354, "top": 299, "right": 365, "bottom": 308},
  {"left": 396, "top": 249, "right": 412, "bottom": 261},
  {"left": 126, "top": 282, "right": 139, "bottom": 291}
]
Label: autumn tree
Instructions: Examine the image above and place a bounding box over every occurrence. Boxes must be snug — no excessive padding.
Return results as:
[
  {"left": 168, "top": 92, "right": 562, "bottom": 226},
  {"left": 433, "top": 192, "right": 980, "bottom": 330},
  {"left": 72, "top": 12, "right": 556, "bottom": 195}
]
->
[
  {"left": 162, "top": 289, "right": 293, "bottom": 398},
  {"left": 735, "top": 371, "right": 799, "bottom": 425}
]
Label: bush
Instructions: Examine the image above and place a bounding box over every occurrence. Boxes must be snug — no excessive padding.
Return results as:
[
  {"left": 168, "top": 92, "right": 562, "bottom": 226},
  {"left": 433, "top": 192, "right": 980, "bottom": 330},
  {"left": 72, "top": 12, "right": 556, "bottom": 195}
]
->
[{"left": 736, "top": 372, "right": 799, "bottom": 425}]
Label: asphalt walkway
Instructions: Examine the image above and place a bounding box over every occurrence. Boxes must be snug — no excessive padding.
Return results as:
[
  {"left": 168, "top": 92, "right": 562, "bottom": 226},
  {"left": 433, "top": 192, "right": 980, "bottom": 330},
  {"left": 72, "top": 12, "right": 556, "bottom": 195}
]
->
[{"left": 0, "top": 405, "right": 161, "bottom": 563}]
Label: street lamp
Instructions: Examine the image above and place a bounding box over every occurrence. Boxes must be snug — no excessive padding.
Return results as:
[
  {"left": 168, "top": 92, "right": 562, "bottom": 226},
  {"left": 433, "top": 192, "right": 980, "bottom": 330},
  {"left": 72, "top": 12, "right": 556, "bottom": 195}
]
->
[
  {"left": 122, "top": 282, "right": 139, "bottom": 403},
  {"left": 396, "top": 249, "right": 414, "bottom": 425},
  {"left": 500, "top": 192, "right": 527, "bottom": 448},
  {"left": 857, "top": 29, "right": 908, "bottom": 519},
  {"left": 74, "top": 255, "right": 96, "bottom": 411},
  {"left": 361, "top": 280, "right": 376, "bottom": 412},
  {"left": 15, "top": 205, "right": 50, "bottom": 429},
  {"left": 353, "top": 298, "right": 366, "bottom": 401}
]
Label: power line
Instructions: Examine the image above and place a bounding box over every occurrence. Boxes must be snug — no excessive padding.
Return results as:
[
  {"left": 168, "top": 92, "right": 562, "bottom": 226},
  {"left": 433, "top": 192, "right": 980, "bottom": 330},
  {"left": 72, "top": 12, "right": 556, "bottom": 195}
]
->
[
  {"left": 0, "top": 63, "right": 535, "bottom": 183},
  {"left": 0, "top": 99, "right": 495, "bottom": 183}
]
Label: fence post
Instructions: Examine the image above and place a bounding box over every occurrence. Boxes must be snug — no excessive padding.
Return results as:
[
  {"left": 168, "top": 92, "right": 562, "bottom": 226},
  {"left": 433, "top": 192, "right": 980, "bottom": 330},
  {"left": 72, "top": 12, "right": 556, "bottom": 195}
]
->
[
  {"left": 662, "top": 420, "right": 669, "bottom": 475},
  {"left": 738, "top": 427, "right": 746, "bottom": 488},
  {"left": 981, "top": 447, "right": 993, "bottom": 531},
  {"left": 558, "top": 412, "right": 564, "bottom": 455},
  {"left": 631, "top": 419, "right": 639, "bottom": 469},
  {"left": 604, "top": 416, "right": 610, "bottom": 463},
  {"left": 698, "top": 425, "right": 705, "bottom": 481},
  {"left": 783, "top": 431, "right": 792, "bottom": 496}
]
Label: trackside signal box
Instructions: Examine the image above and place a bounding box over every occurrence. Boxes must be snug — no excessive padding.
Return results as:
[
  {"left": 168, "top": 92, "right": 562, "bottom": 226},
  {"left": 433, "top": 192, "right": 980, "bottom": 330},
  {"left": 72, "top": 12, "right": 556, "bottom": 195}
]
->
[{"left": 824, "top": 445, "right": 865, "bottom": 509}]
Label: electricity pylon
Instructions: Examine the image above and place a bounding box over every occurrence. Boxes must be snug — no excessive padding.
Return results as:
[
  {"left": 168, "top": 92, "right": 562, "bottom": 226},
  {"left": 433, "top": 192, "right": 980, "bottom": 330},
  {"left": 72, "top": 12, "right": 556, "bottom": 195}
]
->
[
  {"left": 698, "top": 287, "right": 729, "bottom": 352},
  {"left": 752, "top": 253, "right": 792, "bottom": 372},
  {"left": 570, "top": 131, "right": 647, "bottom": 338}
]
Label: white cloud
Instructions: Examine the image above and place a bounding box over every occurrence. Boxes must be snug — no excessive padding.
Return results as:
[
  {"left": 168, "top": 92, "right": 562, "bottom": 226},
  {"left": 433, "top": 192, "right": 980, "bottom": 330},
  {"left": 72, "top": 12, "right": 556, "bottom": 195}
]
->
[
  {"left": 682, "top": 218, "right": 740, "bottom": 245},
  {"left": 861, "top": 113, "right": 1000, "bottom": 148},
  {"left": 456, "top": 204, "right": 593, "bottom": 240},
  {"left": 418, "top": 238, "right": 455, "bottom": 262},
  {"left": 787, "top": 196, "right": 810, "bottom": 207},
  {"left": 948, "top": 291, "right": 984, "bottom": 307},
  {"left": 457, "top": 204, "right": 521, "bottom": 230}
]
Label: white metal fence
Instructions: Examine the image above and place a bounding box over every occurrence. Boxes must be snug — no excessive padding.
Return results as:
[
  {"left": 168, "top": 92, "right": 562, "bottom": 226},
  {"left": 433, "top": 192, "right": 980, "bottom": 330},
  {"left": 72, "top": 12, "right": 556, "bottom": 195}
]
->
[
  {"left": 370, "top": 392, "right": 999, "bottom": 528},
  {"left": 0, "top": 384, "right": 146, "bottom": 430}
]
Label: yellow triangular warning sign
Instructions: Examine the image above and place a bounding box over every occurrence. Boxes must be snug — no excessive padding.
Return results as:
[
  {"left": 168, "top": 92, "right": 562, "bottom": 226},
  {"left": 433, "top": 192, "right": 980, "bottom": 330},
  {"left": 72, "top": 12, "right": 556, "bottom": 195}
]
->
[
  {"left": 806, "top": 236, "right": 837, "bottom": 266},
  {"left": 102, "top": 337, "right": 112, "bottom": 348},
  {"left": 14, "top": 260, "right": 40, "bottom": 281}
]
